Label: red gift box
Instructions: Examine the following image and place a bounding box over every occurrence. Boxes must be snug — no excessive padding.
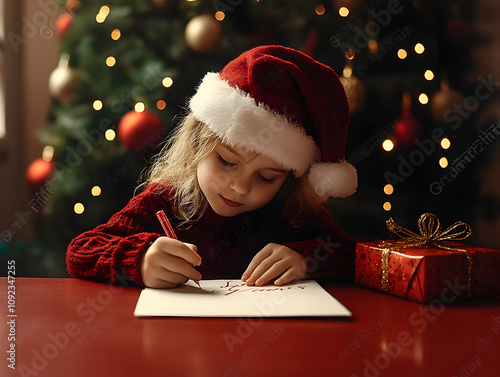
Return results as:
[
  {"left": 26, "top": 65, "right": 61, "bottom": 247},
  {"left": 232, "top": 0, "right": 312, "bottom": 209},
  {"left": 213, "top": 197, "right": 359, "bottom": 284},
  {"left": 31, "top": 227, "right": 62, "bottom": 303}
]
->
[
  {"left": 354, "top": 213, "right": 500, "bottom": 303},
  {"left": 355, "top": 241, "right": 500, "bottom": 303}
]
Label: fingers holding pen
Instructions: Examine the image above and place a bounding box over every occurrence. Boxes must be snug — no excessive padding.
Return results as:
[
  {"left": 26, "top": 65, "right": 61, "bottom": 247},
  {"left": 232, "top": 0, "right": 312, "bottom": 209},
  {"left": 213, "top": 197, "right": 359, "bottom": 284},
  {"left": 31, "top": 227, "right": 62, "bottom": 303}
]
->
[{"left": 141, "top": 237, "right": 202, "bottom": 288}]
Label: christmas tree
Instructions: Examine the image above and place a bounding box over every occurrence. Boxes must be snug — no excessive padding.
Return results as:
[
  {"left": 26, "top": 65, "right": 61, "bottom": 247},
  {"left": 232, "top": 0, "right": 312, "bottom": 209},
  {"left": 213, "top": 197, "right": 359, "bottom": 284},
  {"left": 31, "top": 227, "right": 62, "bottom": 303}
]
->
[{"left": 10, "top": 0, "right": 497, "bottom": 277}]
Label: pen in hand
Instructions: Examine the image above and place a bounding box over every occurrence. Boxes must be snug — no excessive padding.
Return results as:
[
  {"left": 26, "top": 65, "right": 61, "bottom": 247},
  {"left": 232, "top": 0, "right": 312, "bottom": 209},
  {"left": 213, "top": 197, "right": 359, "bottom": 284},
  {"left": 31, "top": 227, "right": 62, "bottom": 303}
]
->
[{"left": 156, "top": 210, "right": 201, "bottom": 288}]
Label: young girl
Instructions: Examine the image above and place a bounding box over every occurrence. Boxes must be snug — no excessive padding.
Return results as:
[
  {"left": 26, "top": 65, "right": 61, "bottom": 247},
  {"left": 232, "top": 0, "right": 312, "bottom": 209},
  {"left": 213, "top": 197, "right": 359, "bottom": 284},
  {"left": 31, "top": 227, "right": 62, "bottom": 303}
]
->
[{"left": 66, "top": 45, "right": 358, "bottom": 288}]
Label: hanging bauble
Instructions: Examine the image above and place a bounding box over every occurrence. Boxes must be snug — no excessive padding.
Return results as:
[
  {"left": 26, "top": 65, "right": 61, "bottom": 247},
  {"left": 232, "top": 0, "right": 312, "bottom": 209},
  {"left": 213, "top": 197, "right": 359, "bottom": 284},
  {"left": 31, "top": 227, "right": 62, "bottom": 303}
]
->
[
  {"left": 332, "top": 0, "right": 366, "bottom": 13},
  {"left": 118, "top": 110, "right": 164, "bottom": 152},
  {"left": 55, "top": 11, "right": 73, "bottom": 37},
  {"left": 340, "top": 74, "right": 366, "bottom": 114},
  {"left": 49, "top": 54, "right": 76, "bottom": 102},
  {"left": 26, "top": 158, "right": 53, "bottom": 189},
  {"left": 185, "top": 15, "right": 222, "bottom": 53},
  {"left": 394, "top": 93, "right": 422, "bottom": 148},
  {"left": 430, "top": 83, "right": 464, "bottom": 123}
]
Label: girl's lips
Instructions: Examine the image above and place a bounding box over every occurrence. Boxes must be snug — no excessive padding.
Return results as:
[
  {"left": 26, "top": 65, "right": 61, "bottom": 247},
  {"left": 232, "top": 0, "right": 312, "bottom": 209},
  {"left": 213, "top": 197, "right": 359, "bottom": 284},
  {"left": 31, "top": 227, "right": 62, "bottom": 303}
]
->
[{"left": 220, "top": 195, "right": 243, "bottom": 207}]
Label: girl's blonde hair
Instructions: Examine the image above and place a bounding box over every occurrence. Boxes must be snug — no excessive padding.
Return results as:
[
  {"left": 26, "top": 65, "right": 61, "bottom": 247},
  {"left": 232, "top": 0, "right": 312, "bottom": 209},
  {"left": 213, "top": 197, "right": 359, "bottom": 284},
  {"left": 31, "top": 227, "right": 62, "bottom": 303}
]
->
[{"left": 146, "top": 113, "right": 322, "bottom": 227}]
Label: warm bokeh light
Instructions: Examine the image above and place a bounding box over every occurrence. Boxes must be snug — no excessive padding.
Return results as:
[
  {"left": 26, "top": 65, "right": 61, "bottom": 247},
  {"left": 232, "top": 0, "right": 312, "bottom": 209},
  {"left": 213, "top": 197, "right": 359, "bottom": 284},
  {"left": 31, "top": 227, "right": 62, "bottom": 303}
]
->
[
  {"left": 439, "top": 157, "right": 448, "bottom": 168},
  {"left": 315, "top": 5, "right": 325, "bottom": 15},
  {"left": 135, "top": 102, "right": 145, "bottom": 112},
  {"left": 441, "top": 138, "right": 451, "bottom": 149},
  {"left": 111, "top": 29, "right": 121, "bottom": 40},
  {"left": 418, "top": 93, "right": 429, "bottom": 105},
  {"left": 397, "top": 49, "right": 407, "bottom": 59},
  {"left": 424, "top": 70, "right": 434, "bottom": 80},
  {"left": 384, "top": 184, "right": 394, "bottom": 195},
  {"left": 91, "top": 186, "right": 102, "bottom": 196},
  {"left": 382, "top": 139, "right": 395, "bottom": 151},
  {"left": 343, "top": 65, "right": 352, "bottom": 78},
  {"left": 106, "top": 56, "right": 116, "bottom": 67},
  {"left": 157, "top": 100, "right": 167, "bottom": 110},
  {"left": 414, "top": 43, "right": 425, "bottom": 54},
  {"left": 93, "top": 100, "right": 103, "bottom": 111},
  {"left": 383, "top": 202, "right": 392, "bottom": 211},
  {"left": 162, "top": 77, "right": 174, "bottom": 87},
  {"left": 368, "top": 39, "right": 378, "bottom": 54},
  {"left": 339, "top": 7, "right": 349, "bottom": 17},
  {"left": 215, "top": 11, "right": 225, "bottom": 21},
  {"left": 105, "top": 129, "right": 116, "bottom": 141},
  {"left": 74, "top": 203, "right": 85, "bottom": 214}
]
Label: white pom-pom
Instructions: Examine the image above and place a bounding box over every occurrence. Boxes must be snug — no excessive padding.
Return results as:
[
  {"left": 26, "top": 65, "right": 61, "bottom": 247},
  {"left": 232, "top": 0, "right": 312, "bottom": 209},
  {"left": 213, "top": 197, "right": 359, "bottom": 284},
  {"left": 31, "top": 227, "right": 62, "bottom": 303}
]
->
[{"left": 308, "top": 161, "right": 357, "bottom": 198}]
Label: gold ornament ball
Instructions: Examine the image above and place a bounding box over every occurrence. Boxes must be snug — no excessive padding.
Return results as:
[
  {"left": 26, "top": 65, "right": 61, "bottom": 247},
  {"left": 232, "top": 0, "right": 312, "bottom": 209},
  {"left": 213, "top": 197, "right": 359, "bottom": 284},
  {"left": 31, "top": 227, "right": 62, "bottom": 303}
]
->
[
  {"left": 48, "top": 65, "right": 76, "bottom": 102},
  {"left": 430, "top": 85, "right": 465, "bottom": 123},
  {"left": 185, "top": 15, "right": 222, "bottom": 53},
  {"left": 340, "top": 75, "right": 366, "bottom": 114}
]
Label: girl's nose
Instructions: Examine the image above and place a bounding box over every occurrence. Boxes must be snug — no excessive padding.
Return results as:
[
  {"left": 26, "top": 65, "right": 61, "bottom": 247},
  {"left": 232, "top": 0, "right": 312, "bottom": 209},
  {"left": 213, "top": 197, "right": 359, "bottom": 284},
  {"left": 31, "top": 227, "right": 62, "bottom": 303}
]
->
[{"left": 229, "top": 173, "right": 251, "bottom": 194}]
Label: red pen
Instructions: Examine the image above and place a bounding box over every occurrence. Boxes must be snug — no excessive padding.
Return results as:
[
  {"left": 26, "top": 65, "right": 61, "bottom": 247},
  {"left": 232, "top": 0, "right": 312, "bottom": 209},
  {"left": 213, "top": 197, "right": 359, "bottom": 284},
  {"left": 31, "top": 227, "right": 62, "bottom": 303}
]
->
[{"left": 156, "top": 210, "right": 201, "bottom": 288}]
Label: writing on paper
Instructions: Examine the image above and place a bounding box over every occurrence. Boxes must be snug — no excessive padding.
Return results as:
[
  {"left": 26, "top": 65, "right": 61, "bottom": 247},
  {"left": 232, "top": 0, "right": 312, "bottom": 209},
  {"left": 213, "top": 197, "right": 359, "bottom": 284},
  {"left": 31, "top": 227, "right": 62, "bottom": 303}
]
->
[{"left": 211, "top": 281, "right": 307, "bottom": 296}]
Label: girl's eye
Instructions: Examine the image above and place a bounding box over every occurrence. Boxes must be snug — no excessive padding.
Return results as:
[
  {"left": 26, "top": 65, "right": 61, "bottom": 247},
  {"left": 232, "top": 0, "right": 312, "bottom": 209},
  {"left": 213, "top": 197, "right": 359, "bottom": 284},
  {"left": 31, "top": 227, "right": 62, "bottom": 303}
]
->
[
  {"left": 218, "top": 154, "right": 236, "bottom": 167},
  {"left": 259, "top": 175, "right": 275, "bottom": 184}
]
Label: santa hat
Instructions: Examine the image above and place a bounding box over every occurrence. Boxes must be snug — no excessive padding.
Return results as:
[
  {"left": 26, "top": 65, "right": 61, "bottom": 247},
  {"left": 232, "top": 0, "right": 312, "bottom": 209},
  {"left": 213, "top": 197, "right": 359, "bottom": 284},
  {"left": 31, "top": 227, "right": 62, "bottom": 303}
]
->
[{"left": 189, "top": 45, "right": 357, "bottom": 198}]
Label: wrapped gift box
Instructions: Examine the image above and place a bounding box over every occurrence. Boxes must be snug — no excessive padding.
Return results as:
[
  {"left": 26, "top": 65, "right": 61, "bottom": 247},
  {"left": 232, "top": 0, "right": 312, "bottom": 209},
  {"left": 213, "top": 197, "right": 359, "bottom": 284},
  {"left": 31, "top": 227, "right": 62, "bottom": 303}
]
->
[{"left": 355, "top": 240, "right": 500, "bottom": 303}]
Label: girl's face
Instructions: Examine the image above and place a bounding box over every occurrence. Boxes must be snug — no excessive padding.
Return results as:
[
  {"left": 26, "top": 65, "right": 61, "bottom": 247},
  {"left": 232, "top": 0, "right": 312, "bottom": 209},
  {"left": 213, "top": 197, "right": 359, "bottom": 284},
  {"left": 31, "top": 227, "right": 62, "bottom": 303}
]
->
[{"left": 197, "top": 143, "right": 289, "bottom": 217}]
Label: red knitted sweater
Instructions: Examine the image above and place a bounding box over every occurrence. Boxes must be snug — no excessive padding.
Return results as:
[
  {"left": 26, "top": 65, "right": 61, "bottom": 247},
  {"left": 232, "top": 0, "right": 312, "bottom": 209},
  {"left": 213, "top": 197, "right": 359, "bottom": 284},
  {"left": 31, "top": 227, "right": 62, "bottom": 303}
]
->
[{"left": 66, "top": 184, "right": 357, "bottom": 287}]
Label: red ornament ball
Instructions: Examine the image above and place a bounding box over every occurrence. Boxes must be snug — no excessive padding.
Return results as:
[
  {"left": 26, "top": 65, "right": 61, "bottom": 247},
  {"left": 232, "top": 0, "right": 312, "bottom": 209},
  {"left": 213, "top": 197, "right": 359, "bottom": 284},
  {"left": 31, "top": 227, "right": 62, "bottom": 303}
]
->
[
  {"left": 26, "top": 158, "right": 53, "bottom": 188},
  {"left": 56, "top": 12, "right": 73, "bottom": 37},
  {"left": 394, "top": 109, "right": 422, "bottom": 148},
  {"left": 118, "top": 110, "right": 164, "bottom": 152}
]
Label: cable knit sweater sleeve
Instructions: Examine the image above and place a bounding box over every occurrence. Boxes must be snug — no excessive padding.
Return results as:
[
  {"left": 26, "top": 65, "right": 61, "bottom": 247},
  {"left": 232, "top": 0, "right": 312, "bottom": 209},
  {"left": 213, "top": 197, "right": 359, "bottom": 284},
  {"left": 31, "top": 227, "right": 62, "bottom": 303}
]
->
[{"left": 66, "top": 187, "right": 163, "bottom": 287}]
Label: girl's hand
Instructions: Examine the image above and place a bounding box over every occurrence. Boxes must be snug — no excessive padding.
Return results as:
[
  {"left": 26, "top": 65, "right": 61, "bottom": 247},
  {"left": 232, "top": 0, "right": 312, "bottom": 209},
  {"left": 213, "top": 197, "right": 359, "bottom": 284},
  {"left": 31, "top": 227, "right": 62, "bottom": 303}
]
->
[
  {"left": 141, "top": 237, "right": 202, "bottom": 288},
  {"left": 241, "top": 243, "right": 307, "bottom": 286}
]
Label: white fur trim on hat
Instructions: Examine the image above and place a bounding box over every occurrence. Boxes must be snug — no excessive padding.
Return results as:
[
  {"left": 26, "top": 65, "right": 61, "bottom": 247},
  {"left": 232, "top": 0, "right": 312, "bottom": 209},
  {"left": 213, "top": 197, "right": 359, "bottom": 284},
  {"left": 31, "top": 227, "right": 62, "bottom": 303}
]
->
[
  {"left": 308, "top": 161, "right": 358, "bottom": 198},
  {"left": 189, "top": 72, "right": 319, "bottom": 177}
]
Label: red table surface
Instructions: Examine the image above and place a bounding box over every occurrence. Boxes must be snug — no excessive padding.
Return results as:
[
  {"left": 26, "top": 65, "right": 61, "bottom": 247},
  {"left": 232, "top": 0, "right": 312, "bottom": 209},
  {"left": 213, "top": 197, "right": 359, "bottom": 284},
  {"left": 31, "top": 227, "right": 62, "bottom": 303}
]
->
[{"left": 1, "top": 278, "right": 499, "bottom": 377}]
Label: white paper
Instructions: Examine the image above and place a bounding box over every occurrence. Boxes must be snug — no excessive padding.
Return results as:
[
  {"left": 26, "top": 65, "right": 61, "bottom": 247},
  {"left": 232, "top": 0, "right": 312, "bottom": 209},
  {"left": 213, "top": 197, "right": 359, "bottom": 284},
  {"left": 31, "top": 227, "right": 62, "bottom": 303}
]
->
[{"left": 133, "top": 280, "right": 352, "bottom": 318}]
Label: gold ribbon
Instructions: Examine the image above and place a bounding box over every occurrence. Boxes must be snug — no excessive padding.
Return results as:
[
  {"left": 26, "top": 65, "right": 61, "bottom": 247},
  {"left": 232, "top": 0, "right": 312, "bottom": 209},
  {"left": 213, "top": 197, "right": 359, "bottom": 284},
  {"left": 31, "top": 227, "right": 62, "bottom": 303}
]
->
[{"left": 379, "top": 213, "right": 473, "bottom": 296}]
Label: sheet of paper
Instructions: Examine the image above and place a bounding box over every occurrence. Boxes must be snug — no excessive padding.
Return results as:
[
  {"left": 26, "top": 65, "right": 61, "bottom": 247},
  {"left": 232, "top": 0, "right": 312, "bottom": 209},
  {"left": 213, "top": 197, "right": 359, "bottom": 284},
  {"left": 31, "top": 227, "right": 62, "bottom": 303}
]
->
[{"left": 133, "top": 280, "right": 352, "bottom": 318}]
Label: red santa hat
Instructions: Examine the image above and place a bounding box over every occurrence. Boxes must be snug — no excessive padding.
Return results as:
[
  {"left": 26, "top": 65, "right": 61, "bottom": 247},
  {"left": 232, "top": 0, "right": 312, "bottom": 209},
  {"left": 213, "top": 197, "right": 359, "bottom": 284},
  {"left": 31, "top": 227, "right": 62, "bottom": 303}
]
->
[{"left": 189, "top": 45, "right": 357, "bottom": 198}]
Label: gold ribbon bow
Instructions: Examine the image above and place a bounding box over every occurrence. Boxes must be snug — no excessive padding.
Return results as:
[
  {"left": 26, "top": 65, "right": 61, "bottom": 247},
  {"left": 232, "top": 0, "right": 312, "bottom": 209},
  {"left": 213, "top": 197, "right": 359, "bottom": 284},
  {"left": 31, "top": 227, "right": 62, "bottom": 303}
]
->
[{"left": 379, "top": 213, "right": 473, "bottom": 296}]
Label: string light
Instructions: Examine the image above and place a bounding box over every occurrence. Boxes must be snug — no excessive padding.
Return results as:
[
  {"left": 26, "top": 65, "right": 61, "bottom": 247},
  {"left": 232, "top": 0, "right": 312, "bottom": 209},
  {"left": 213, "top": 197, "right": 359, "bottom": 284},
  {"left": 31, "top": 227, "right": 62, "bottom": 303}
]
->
[
  {"left": 418, "top": 93, "right": 429, "bottom": 105},
  {"left": 106, "top": 56, "right": 116, "bottom": 67},
  {"left": 96, "top": 5, "right": 110, "bottom": 23},
  {"left": 368, "top": 39, "right": 378, "bottom": 54},
  {"left": 93, "top": 100, "right": 103, "bottom": 111},
  {"left": 215, "top": 11, "right": 225, "bottom": 21},
  {"left": 135, "top": 102, "right": 145, "bottom": 112},
  {"left": 162, "top": 77, "right": 173, "bottom": 88},
  {"left": 105, "top": 129, "right": 116, "bottom": 141},
  {"left": 397, "top": 49, "right": 407, "bottom": 59},
  {"left": 441, "top": 138, "right": 451, "bottom": 149},
  {"left": 382, "top": 139, "right": 395, "bottom": 152},
  {"left": 424, "top": 70, "right": 434, "bottom": 81},
  {"left": 157, "top": 100, "right": 166, "bottom": 110},
  {"left": 111, "top": 29, "right": 121, "bottom": 40},
  {"left": 343, "top": 65, "right": 353, "bottom": 78},
  {"left": 384, "top": 184, "right": 394, "bottom": 195},
  {"left": 414, "top": 43, "right": 425, "bottom": 54},
  {"left": 91, "top": 186, "right": 102, "bottom": 196},
  {"left": 339, "top": 7, "right": 349, "bottom": 17},
  {"left": 74, "top": 203, "right": 85, "bottom": 214},
  {"left": 439, "top": 157, "right": 448, "bottom": 168},
  {"left": 383, "top": 202, "right": 392, "bottom": 211},
  {"left": 315, "top": 5, "right": 325, "bottom": 15}
]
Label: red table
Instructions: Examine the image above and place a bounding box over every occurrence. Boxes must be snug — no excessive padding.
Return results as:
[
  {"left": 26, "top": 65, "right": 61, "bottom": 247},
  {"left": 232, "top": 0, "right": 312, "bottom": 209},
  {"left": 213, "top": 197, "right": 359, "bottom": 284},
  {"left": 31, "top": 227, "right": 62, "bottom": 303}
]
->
[{"left": 1, "top": 278, "right": 499, "bottom": 377}]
